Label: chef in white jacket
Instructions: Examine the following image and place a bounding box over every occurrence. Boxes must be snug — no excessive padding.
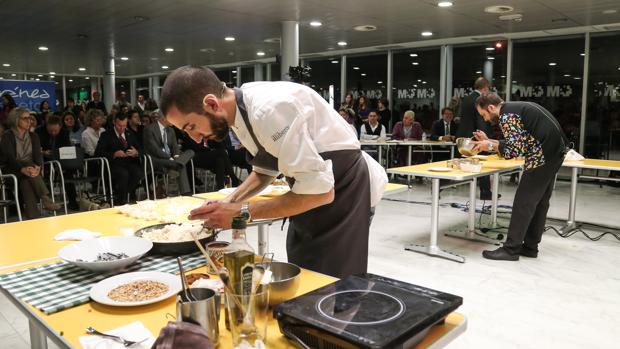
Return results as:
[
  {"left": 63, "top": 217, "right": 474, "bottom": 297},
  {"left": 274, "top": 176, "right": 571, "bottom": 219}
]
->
[{"left": 160, "top": 66, "right": 387, "bottom": 278}]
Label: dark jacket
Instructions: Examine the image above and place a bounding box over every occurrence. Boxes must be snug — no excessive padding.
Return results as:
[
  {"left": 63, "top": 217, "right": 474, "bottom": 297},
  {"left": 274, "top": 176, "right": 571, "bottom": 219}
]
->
[
  {"left": 0, "top": 129, "right": 43, "bottom": 174},
  {"left": 456, "top": 90, "right": 493, "bottom": 138},
  {"left": 143, "top": 122, "right": 181, "bottom": 160},
  {"left": 95, "top": 128, "right": 141, "bottom": 165},
  {"left": 86, "top": 100, "right": 107, "bottom": 114},
  {"left": 37, "top": 127, "right": 71, "bottom": 154},
  {"left": 430, "top": 119, "right": 457, "bottom": 141},
  {"left": 391, "top": 121, "right": 423, "bottom": 140}
]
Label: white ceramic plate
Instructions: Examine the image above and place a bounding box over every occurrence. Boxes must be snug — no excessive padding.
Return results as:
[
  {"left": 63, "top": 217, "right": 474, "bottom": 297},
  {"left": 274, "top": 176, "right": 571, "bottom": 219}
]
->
[
  {"left": 58, "top": 236, "right": 153, "bottom": 273},
  {"left": 428, "top": 166, "right": 453, "bottom": 172},
  {"left": 90, "top": 271, "right": 181, "bottom": 307}
]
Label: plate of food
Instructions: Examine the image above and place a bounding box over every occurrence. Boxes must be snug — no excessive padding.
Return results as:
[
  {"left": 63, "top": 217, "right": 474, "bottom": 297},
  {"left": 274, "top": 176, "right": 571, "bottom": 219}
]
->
[
  {"left": 428, "top": 166, "right": 453, "bottom": 172},
  {"left": 134, "top": 222, "right": 217, "bottom": 255},
  {"left": 90, "top": 271, "right": 181, "bottom": 306},
  {"left": 58, "top": 236, "right": 153, "bottom": 273}
]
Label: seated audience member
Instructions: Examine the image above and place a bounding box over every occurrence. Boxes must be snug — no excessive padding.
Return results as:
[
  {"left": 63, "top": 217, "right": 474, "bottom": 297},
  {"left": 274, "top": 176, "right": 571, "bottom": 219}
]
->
[
  {"left": 105, "top": 105, "right": 120, "bottom": 129},
  {"left": 359, "top": 110, "right": 387, "bottom": 140},
  {"left": 141, "top": 113, "right": 153, "bottom": 127},
  {"left": 143, "top": 112, "right": 193, "bottom": 196},
  {"left": 225, "top": 130, "right": 252, "bottom": 175},
  {"left": 135, "top": 94, "right": 147, "bottom": 115},
  {"left": 431, "top": 107, "right": 458, "bottom": 162},
  {"left": 37, "top": 115, "right": 71, "bottom": 161},
  {"left": 95, "top": 114, "right": 143, "bottom": 205},
  {"left": 127, "top": 110, "right": 144, "bottom": 146},
  {"left": 81, "top": 109, "right": 106, "bottom": 157},
  {"left": 63, "top": 112, "right": 83, "bottom": 146},
  {"left": 86, "top": 91, "right": 107, "bottom": 114},
  {"left": 0, "top": 108, "right": 61, "bottom": 219},
  {"left": 392, "top": 110, "right": 424, "bottom": 166},
  {"left": 339, "top": 107, "right": 358, "bottom": 136},
  {"left": 64, "top": 97, "right": 82, "bottom": 118},
  {"left": 174, "top": 128, "right": 240, "bottom": 190}
]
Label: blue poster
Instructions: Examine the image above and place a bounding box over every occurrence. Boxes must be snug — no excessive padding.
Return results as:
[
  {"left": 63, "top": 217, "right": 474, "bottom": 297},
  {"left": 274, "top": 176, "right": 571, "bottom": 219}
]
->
[{"left": 0, "top": 79, "right": 56, "bottom": 112}]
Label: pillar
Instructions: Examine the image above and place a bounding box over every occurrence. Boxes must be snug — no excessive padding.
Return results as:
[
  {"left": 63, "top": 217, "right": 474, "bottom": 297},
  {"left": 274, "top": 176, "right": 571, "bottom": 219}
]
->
[{"left": 280, "top": 21, "right": 299, "bottom": 81}]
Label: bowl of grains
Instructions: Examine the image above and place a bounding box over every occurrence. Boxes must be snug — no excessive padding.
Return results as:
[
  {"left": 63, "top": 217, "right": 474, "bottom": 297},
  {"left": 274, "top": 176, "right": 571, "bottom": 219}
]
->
[
  {"left": 58, "top": 236, "right": 153, "bottom": 273},
  {"left": 89, "top": 271, "right": 182, "bottom": 306}
]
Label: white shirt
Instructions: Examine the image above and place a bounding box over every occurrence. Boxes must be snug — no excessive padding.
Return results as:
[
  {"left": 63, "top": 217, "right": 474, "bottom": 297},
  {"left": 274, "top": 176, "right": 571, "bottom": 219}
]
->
[
  {"left": 81, "top": 126, "right": 105, "bottom": 156},
  {"left": 157, "top": 120, "right": 167, "bottom": 141},
  {"left": 231, "top": 81, "right": 387, "bottom": 206},
  {"left": 359, "top": 123, "right": 386, "bottom": 141}
]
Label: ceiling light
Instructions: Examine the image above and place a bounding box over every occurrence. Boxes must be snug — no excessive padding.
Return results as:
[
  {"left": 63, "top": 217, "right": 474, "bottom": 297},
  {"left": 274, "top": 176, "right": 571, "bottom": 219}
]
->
[
  {"left": 331, "top": 60, "right": 339, "bottom": 64},
  {"left": 412, "top": 62, "right": 419, "bottom": 65},
  {"left": 574, "top": 77, "right": 581, "bottom": 80},
  {"left": 353, "top": 25, "right": 377, "bottom": 32},
  {"left": 488, "top": 57, "right": 495, "bottom": 60},
  {"left": 421, "top": 31, "right": 433, "bottom": 37},
  {"left": 512, "top": 80, "right": 517, "bottom": 83},
  {"left": 49, "top": 71, "right": 55, "bottom": 74},
  {"left": 475, "top": 71, "right": 482, "bottom": 74},
  {"left": 2, "top": 63, "right": 10, "bottom": 67},
  {"left": 549, "top": 62, "right": 557, "bottom": 66},
  {"left": 310, "top": 21, "right": 322, "bottom": 27},
  {"left": 37, "top": 74, "right": 43, "bottom": 77},
  {"left": 422, "top": 81, "right": 427, "bottom": 84},
  {"left": 580, "top": 53, "right": 585, "bottom": 56},
  {"left": 413, "top": 84, "right": 418, "bottom": 87},
  {"left": 35, "top": 78, "right": 40, "bottom": 81},
  {"left": 495, "top": 42, "right": 503, "bottom": 48},
  {"left": 256, "top": 51, "right": 266, "bottom": 56},
  {"left": 353, "top": 66, "right": 360, "bottom": 70},
  {"left": 337, "top": 41, "right": 348, "bottom": 46},
  {"left": 85, "top": 77, "right": 90, "bottom": 79},
  {"left": 120, "top": 57, "right": 129, "bottom": 61},
  {"left": 231, "top": 70, "right": 237, "bottom": 73},
  {"left": 486, "top": 47, "right": 495, "bottom": 51},
  {"left": 164, "top": 48, "right": 174, "bottom": 52},
  {"left": 417, "top": 79, "right": 422, "bottom": 82},
  {"left": 50, "top": 75, "right": 55, "bottom": 78},
  {"left": 38, "top": 46, "right": 48, "bottom": 51},
  {"left": 11, "top": 73, "right": 16, "bottom": 77},
  {"left": 603, "top": 9, "right": 618, "bottom": 14},
  {"left": 563, "top": 74, "right": 571, "bottom": 77},
  {"left": 409, "top": 53, "right": 418, "bottom": 57},
  {"left": 438, "top": 1, "right": 453, "bottom": 7},
  {"left": 161, "top": 65, "right": 169, "bottom": 69},
  {"left": 68, "top": 79, "right": 73, "bottom": 82},
  {"left": 377, "top": 81, "right": 383, "bottom": 84},
  {"left": 361, "top": 73, "right": 367, "bottom": 76},
  {"left": 78, "top": 67, "right": 86, "bottom": 71},
  {"left": 225, "top": 36, "right": 235, "bottom": 42},
  {"left": 485, "top": 5, "right": 514, "bottom": 14},
  {"left": 500, "top": 75, "right": 506, "bottom": 78}
]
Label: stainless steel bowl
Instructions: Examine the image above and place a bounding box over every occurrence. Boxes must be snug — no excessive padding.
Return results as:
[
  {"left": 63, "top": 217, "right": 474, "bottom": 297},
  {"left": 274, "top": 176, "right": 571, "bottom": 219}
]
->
[
  {"left": 257, "top": 261, "right": 301, "bottom": 306},
  {"left": 456, "top": 137, "right": 479, "bottom": 157}
]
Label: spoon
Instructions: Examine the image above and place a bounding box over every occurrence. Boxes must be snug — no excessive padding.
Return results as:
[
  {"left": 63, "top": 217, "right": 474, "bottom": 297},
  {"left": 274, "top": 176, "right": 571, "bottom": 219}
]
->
[{"left": 176, "top": 257, "right": 195, "bottom": 302}]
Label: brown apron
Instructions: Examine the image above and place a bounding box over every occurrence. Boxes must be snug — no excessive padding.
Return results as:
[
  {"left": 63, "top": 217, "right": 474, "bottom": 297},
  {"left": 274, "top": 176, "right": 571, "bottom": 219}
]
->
[{"left": 233, "top": 88, "right": 371, "bottom": 279}]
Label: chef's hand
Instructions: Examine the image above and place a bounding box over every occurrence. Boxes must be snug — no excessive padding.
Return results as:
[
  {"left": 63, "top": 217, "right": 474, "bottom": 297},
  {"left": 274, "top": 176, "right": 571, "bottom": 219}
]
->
[
  {"left": 188, "top": 201, "right": 241, "bottom": 229},
  {"left": 473, "top": 130, "right": 488, "bottom": 141},
  {"left": 472, "top": 140, "right": 492, "bottom": 152}
]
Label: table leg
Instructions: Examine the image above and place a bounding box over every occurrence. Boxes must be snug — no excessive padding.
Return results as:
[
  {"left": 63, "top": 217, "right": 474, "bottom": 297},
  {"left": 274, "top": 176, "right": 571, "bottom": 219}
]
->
[
  {"left": 257, "top": 224, "right": 269, "bottom": 255},
  {"left": 491, "top": 173, "right": 499, "bottom": 228},
  {"left": 29, "top": 320, "right": 48, "bottom": 349},
  {"left": 405, "top": 178, "right": 465, "bottom": 263},
  {"left": 450, "top": 146, "right": 455, "bottom": 159},
  {"left": 560, "top": 167, "right": 578, "bottom": 233},
  {"left": 407, "top": 146, "right": 413, "bottom": 183},
  {"left": 378, "top": 144, "right": 383, "bottom": 167}
]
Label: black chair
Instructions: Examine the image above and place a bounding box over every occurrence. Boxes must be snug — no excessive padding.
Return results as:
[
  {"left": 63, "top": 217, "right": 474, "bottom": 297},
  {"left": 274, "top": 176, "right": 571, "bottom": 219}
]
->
[{"left": 0, "top": 167, "right": 22, "bottom": 222}]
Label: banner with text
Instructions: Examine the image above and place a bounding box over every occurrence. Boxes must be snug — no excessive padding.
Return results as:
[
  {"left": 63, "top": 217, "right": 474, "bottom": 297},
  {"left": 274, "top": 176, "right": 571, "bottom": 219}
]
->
[{"left": 0, "top": 79, "right": 56, "bottom": 112}]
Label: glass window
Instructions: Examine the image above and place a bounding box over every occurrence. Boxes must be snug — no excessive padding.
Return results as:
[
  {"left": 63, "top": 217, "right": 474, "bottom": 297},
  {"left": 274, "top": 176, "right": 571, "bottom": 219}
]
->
[
  {"left": 213, "top": 68, "right": 237, "bottom": 87},
  {"left": 586, "top": 33, "right": 620, "bottom": 159},
  {"left": 393, "top": 48, "right": 440, "bottom": 132},
  {"left": 136, "top": 78, "right": 149, "bottom": 99},
  {"left": 453, "top": 42, "right": 508, "bottom": 101},
  {"left": 307, "top": 58, "right": 341, "bottom": 107},
  {"left": 346, "top": 54, "right": 387, "bottom": 114},
  {"left": 511, "top": 36, "right": 584, "bottom": 148},
  {"left": 270, "top": 62, "right": 281, "bottom": 81},
  {"left": 241, "top": 66, "right": 254, "bottom": 84}
]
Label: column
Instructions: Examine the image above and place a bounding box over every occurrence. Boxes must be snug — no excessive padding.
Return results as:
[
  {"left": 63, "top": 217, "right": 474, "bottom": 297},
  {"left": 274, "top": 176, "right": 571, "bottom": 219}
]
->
[
  {"left": 280, "top": 21, "right": 299, "bottom": 81},
  {"left": 62, "top": 76, "right": 67, "bottom": 107},
  {"left": 505, "top": 39, "right": 513, "bottom": 101},
  {"left": 340, "top": 55, "right": 347, "bottom": 102},
  {"left": 266, "top": 64, "right": 272, "bottom": 81},
  {"left": 386, "top": 50, "right": 393, "bottom": 109},
  {"left": 148, "top": 77, "right": 153, "bottom": 98},
  {"left": 254, "top": 63, "right": 264, "bottom": 81},
  {"left": 579, "top": 33, "right": 590, "bottom": 154},
  {"left": 236, "top": 66, "right": 241, "bottom": 87},
  {"left": 152, "top": 75, "right": 160, "bottom": 104},
  {"left": 483, "top": 60, "right": 493, "bottom": 84},
  {"left": 130, "top": 79, "right": 137, "bottom": 106},
  {"left": 103, "top": 57, "right": 115, "bottom": 111},
  {"left": 440, "top": 45, "right": 453, "bottom": 117}
]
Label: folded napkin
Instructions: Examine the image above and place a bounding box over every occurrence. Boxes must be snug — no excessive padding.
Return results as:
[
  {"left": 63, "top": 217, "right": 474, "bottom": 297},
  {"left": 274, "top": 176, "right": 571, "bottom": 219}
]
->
[
  {"left": 565, "top": 149, "right": 585, "bottom": 161},
  {"left": 54, "top": 229, "right": 102, "bottom": 241},
  {"left": 79, "top": 321, "right": 155, "bottom": 349}
]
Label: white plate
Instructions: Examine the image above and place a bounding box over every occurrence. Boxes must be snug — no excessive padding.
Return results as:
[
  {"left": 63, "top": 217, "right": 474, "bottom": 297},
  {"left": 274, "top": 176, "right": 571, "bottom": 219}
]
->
[
  {"left": 428, "top": 166, "right": 453, "bottom": 172},
  {"left": 90, "top": 271, "right": 181, "bottom": 307},
  {"left": 58, "top": 236, "right": 153, "bottom": 273}
]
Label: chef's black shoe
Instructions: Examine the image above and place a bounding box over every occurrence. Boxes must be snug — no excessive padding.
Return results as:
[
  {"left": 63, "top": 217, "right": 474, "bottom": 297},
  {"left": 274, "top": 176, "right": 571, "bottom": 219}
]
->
[
  {"left": 519, "top": 246, "right": 538, "bottom": 258},
  {"left": 482, "top": 247, "right": 519, "bottom": 261},
  {"left": 480, "top": 192, "right": 501, "bottom": 201}
]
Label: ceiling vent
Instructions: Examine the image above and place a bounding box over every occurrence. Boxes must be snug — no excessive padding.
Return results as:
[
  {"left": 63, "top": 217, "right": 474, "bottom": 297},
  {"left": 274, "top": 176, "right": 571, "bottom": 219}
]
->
[
  {"left": 354, "top": 25, "right": 377, "bottom": 32},
  {"left": 499, "top": 14, "right": 523, "bottom": 22},
  {"left": 484, "top": 5, "right": 514, "bottom": 14}
]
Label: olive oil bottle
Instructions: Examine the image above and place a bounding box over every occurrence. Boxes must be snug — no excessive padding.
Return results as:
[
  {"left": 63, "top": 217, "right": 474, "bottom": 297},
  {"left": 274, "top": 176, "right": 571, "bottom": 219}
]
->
[{"left": 223, "top": 216, "right": 254, "bottom": 330}]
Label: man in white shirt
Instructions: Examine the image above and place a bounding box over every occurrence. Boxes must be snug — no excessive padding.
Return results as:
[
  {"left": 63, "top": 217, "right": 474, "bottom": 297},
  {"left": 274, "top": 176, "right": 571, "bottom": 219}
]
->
[
  {"left": 160, "top": 66, "right": 387, "bottom": 278},
  {"left": 359, "top": 111, "right": 386, "bottom": 141}
]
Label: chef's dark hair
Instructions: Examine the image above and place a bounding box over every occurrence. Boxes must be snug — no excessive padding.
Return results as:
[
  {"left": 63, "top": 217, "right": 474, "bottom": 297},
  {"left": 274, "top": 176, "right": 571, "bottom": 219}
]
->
[
  {"left": 475, "top": 93, "right": 503, "bottom": 109},
  {"left": 160, "top": 65, "right": 223, "bottom": 116}
]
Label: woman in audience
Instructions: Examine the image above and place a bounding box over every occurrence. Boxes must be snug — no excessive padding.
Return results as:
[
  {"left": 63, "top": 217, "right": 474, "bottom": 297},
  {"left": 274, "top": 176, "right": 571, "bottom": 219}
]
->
[
  {"left": 341, "top": 92, "right": 355, "bottom": 110},
  {"left": 356, "top": 95, "right": 370, "bottom": 122},
  {"left": 1, "top": 93, "right": 17, "bottom": 127},
  {"left": 63, "top": 112, "right": 83, "bottom": 146},
  {"left": 38, "top": 100, "right": 51, "bottom": 125},
  {"left": 0, "top": 108, "right": 62, "bottom": 219},
  {"left": 81, "top": 109, "right": 106, "bottom": 157},
  {"left": 145, "top": 98, "right": 159, "bottom": 113},
  {"left": 339, "top": 107, "right": 358, "bottom": 136}
]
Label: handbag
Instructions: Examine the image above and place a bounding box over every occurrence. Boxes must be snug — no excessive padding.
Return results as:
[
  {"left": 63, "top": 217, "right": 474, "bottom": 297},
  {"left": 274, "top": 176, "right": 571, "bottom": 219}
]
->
[{"left": 151, "top": 321, "right": 215, "bottom": 349}]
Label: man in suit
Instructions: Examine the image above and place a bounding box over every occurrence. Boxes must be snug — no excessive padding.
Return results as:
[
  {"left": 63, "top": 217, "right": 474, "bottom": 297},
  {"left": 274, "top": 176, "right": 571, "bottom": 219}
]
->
[
  {"left": 95, "top": 113, "right": 143, "bottom": 205},
  {"left": 143, "top": 112, "right": 194, "bottom": 196},
  {"left": 457, "top": 77, "right": 494, "bottom": 200},
  {"left": 430, "top": 107, "right": 457, "bottom": 162}
]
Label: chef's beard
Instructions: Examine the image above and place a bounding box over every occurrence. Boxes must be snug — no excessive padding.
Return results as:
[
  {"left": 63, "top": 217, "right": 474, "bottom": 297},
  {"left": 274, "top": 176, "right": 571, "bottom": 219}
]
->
[{"left": 203, "top": 111, "right": 229, "bottom": 142}]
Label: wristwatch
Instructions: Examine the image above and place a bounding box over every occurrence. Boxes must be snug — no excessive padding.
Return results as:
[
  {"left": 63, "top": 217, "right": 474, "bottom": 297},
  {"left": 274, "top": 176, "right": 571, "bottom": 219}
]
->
[
  {"left": 488, "top": 143, "right": 494, "bottom": 153},
  {"left": 240, "top": 202, "right": 251, "bottom": 221}
]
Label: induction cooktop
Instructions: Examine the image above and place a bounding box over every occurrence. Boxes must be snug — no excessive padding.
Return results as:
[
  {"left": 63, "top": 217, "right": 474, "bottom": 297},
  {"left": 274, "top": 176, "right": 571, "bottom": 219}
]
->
[{"left": 274, "top": 273, "right": 463, "bottom": 349}]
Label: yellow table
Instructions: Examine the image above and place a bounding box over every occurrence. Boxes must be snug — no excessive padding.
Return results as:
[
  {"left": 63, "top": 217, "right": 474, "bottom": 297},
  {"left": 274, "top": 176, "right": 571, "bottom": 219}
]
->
[
  {"left": 387, "top": 158, "right": 523, "bottom": 263},
  {"left": 360, "top": 140, "right": 457, "bottom": 167},
  {"left": 0, "top": 203, "right": 467, "bottom": 349}
]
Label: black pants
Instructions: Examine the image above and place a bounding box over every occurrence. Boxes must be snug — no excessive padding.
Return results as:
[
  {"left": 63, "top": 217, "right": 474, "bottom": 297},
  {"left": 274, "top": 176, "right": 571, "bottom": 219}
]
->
[
  {"left": 111, "top": 162, "right": 143, "bottom": 205},
  {"left": 503, "top": 156, "right": 564, "bottom": 254},
  {"left": 228, "top": 148, "right": 252, "bottom": 174},
  {"left": 191, "top": 149, "right": 239, "bottom": 189}
]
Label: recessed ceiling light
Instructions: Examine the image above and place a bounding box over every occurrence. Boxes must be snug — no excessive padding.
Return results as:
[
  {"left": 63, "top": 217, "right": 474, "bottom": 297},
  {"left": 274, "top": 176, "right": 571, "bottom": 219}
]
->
[
  {"left": 412, "top": 62, "right": 419, "bottom": 65},
  {"left": 549, "top": 62, "right": 557, "bottom": 66},
  {"left": 488, "top": 57, "right": 495, "bottom": 60},
  {"left": 574, "top": 77, "right": 581, "bottom": 80},
  {"left": 438, "top": 1, "right": 453, "bottom": 7},
  {"left": 422, "top": 81, "right": 427, "bottom": 84},
  {"left": 475, "top": 71, "right": 482, "bottom": 74},
  {"left": 413, "top": 84, "right": 418, "bottom": 87},
  {"left": 161, "top": 65, "right": 169, "bottom": 69},
  {"left": 486, "top": 47, "right": 495, "bottom": 51},
  {"left": 225, "top": 36, "right": 235, "bottom": 41},
  {"left": 35, "top": 78, "right": 40, "bottom": 81},
  {"left": 231, "top": 70, "right": 237, "bottom": 73},
  {"left": 512, "top": 80, "right": 517, "bottom": 83},
  {"left": 2, "top": 63, "right": 10, "bottom": 67},
  {"left": 310, "top": 21, "right": 322, "bottom": 27},
  {"left": 485, "top": 5, "right": 514, "bottom": 14},
  {"left": 353, "top": 66, "right": 360, "bottom": 70},
  {"left": 353, "top": 25, "right": 377, "bottom": 32},
  {"left": 85, "top": 77, "right": 90, "bottom": 79},
  {"left": 337, "top": 41, "right": 348, "bottom": 46},
  {"left": 50, "top": 75, "right": 55, "bottom": 78},
  {"left": 256, "top": 51, "right": 265, "bottom": 56},
  {"left": 37, "top": 74, "right": 43, "bottom": 77},
  {"left": 120, "top": 57, "right": 129, "bottom": 61},
  {"left": 417, "top": 79, "right": 422, "bottom": 82},
  {"left": 580, "top": 53, "right": 585, "bottom": 56},
  {"left": 421, "top": 31, "right": 433, "bottom": 37},
  {"left": 331, "top": 60, "right": 339, "bottom": 64},
  {"left": 377, "top": 81, "right": 383, "bottom": 84},
  {"left": 500, "top": 75, "right": 506, "bottom": 78},
  {"left": 603, "top": 9, "right": 618, "bottom": 14},
  {"left": 361, "top": 73, "right": 367, "bottom": 76},
  {"left": 49, "top": 71, "right": 55, "bottom": 74},
  {"left": 78, "top": 67, "right": 86, "bottom": 71},
  {"left": 68, "top": 79, "right": 73, "bottom": 82},
  {"left": 495, "top": 42, "right": 503, "bottom": 48},
  {"left": 164, "top": 48, "right": 174, "bottom": 52},
  {"left": 409, "top": 53, "right": 418, "bottom": 57},
  {"left": 618, "top": 67, "right": 620, "bottom": 70},
  {"left": 563, "top": 74, "right": 571, "bottom": 77},
  {"left": 38, "top": 46, "right": 48, "bottom": 51}
]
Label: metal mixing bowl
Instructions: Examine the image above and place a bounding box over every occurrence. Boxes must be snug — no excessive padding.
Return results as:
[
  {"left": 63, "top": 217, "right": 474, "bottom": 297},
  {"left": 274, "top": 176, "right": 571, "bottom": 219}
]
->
[
  {"left": 456, "top": 137, "right": 479, "bottom": 157},
  {"left": 257, "top": 261, "right": 301, "bottom": 306}
]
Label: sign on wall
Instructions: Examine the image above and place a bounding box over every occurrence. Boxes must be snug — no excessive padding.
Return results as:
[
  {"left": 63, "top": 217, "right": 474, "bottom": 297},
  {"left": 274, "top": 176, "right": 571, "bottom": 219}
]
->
[{"left": 0, "top": 79, "right": 56, "bottom": 111}]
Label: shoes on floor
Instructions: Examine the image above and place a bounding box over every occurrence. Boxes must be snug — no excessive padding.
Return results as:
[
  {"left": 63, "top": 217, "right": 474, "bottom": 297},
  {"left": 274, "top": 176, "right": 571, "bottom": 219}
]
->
[
  {"left": 482, "top": 247, "right": 519, "bottom": 261},
  {"left": 480, "top": 192, "right": 501, "bottom": 201},
  {"left": 41, "top": 196, "right": 62, "bottom": 211},
  {"left": 519, "top": 246, "right": 539, "bottom": 258}
]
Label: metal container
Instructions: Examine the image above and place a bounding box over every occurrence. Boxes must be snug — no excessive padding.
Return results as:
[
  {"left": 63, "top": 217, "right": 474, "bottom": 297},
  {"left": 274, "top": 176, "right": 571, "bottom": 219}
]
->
[
  {"left": 456, "top": 137, "right": 479, "bottom": 157},
  {"left": 257, "top": 261, "right": 301, "bottom": 306},
  {"left": 134, "top": 223, "right": 217, "bottom": 255},
  {"left": 176, "top": 288, "right": 220, "bottom": 345}
]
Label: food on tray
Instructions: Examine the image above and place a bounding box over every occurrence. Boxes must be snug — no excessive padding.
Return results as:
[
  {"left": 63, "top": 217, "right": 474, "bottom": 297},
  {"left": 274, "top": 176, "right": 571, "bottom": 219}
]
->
[
  {"left": 185, "top": 273, "right": 210, "bottom": 285},
  {"left": 140, "top": 223, "right": 211, "bottom": 243},
  {"left": 107, "top": 280, "right": 169, "bottom": 302},
  {"left": 76, "top": 252, "right": 129, "bottom": 262},
  {"left": 118, "top": 198, "right": 200, "bottom": 223}
]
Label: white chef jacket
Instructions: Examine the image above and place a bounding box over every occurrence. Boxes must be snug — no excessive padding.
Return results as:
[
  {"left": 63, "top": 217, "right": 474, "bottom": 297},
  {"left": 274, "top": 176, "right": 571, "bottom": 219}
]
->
[{"left": 230, "top": 81, "right": 387, "bottom": 206}]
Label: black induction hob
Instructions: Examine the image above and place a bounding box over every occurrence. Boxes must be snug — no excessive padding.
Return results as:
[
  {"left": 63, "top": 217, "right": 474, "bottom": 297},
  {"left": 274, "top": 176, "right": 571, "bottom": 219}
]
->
[{"left": 274, "top": 273, "right": 463, "bottom": 349}]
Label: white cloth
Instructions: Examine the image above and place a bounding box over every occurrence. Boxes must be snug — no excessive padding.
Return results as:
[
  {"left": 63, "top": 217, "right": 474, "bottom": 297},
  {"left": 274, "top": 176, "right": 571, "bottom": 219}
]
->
[
  {"left": 81, "top": 127, "right": 105, "bottom": 156},
  {"left": 79, "top": 321, "right": 155, "bottom": 349},
  {"left": 565, "top": 149, "right": 585, "bottom": 161},
  {"left": 359, "top": 123, "right": 386, "bottom": 141},
  {"left": 54, "top": 229, "right": 102, "bottom": 241},
  {"left": 231, "top": 82, "right": 386, "bottom": 206}
]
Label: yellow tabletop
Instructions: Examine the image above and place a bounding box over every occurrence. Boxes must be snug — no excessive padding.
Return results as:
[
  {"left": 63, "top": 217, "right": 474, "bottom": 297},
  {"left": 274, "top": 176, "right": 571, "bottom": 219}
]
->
[
  {"left": 562, "top": 158, "right": 620, "bottom": 171},
  {"left": 384, "top": 183, "right": 409, "bottom": 195},
  {"left": 387, "top": 157, "right": 522, "bottom": 180}
]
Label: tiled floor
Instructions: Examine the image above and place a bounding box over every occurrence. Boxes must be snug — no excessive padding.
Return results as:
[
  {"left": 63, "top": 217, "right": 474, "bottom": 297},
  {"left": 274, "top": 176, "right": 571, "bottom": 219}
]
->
[{"left": 1, "top": 175, "right": 619, "bottom": 349}]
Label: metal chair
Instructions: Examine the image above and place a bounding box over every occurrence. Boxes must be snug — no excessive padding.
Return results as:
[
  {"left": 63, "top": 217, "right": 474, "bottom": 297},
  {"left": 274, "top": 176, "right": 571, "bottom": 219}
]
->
[
  {"left": 0, "top": 169, "right": 22, "bottom": 222},
  {"left": 190, "top": 159, "right": 217, "bottom": 194}
]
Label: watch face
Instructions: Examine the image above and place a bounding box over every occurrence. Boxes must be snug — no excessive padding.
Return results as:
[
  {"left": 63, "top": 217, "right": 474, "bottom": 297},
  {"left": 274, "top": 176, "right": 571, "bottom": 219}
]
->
[{"left": 240, "top": 210, "right": 250, "bottom": 220}]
